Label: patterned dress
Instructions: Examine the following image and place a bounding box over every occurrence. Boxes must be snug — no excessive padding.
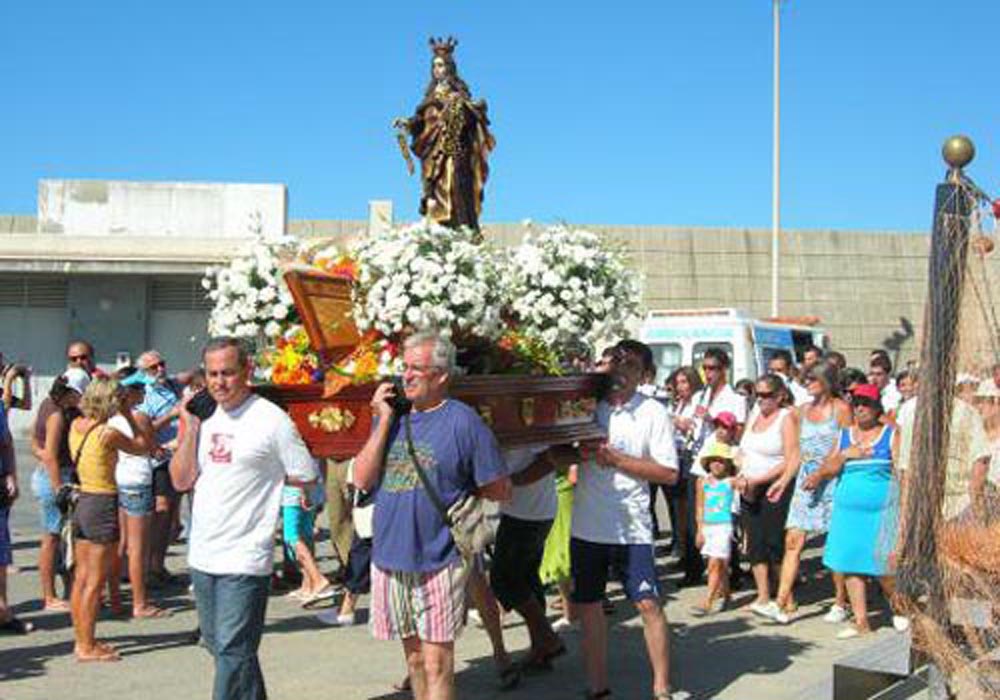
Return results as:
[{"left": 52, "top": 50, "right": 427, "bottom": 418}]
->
[{"left": 785, "top": 410, "right": 840, "bottom": 533}]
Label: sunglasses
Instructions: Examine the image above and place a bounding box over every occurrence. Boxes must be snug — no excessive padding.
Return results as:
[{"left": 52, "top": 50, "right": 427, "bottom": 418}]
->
[
  {"left": 756, "top": 391, "right": 776, "bottom": 400},
  {"left": 145, "top": 361, "right": 166, "bottom": 371},
  {"left": 68, "top": 354, "right": 91, "bottom": 362}
]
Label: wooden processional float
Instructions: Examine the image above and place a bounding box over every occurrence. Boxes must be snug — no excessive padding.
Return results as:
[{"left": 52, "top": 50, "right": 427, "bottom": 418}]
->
[{"left": 255, "top": 267, "right": 607, "bottom": 460}]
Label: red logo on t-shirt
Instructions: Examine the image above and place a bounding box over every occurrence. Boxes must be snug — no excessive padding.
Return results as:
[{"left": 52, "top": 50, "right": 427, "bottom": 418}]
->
[{"left": 209, "top": 433, "right": 234, "bottom": 464}]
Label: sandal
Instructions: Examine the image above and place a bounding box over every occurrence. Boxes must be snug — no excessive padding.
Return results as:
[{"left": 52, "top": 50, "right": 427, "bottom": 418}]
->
[
  {"left": 133, "top": 606, "right": 172, "bottom": 619},
  {"left": 497, "top": 663, "right": 522, "bottom": 691},
  {"left": 44, "top": 599, "right": 71, "bottom": 612},
  {"left": 301, "top": 584, "right": 338, "bottom": 608}
]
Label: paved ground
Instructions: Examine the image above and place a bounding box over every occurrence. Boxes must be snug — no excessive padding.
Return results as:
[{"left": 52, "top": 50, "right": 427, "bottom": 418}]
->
[{"left": 0, "top": 448, "right": 909, "bottom": 700}]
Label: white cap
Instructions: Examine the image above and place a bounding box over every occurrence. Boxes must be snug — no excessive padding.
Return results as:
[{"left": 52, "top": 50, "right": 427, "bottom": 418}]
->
[{"left": 63, "top": 367, "right": 92, "bottom": 395}]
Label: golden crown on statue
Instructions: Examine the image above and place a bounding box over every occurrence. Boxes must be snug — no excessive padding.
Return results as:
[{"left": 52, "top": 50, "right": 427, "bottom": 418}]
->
[{"left": 429, "top": 36, "right": 458, "bottom": 58}]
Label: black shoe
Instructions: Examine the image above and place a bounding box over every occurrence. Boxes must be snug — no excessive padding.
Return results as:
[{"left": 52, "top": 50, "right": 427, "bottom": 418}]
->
[
  {"left": 677, "top": 575, "right": 703, "bottom": 589},
  {"left": 0, "top": 616, "right": 34, "bottom": 635}
]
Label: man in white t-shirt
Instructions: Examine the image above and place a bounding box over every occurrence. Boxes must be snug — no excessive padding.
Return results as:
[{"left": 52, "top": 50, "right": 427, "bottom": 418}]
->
[
  {"left": 896, "top": 388, "right": 993, "bottom": 520},
  {"left": 693, "top": 348, "right": 748, "bottom": 439},
  {"left": 489, "top": 446, "right": 571, "bottom": 672},
  {"left": 868, "top": 352, "right": 901, "bottom": 416},
  {"left": 571, "top": 341, "right": 678, "bottom": 700},
  {"left": 170, "top": 337, "right": 317, "bottom": 700}
]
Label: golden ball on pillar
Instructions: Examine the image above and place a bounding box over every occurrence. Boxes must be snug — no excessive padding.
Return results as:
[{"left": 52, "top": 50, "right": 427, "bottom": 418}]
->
[{"left": 942, "top": 135, "right": 975, "bottom": 169}]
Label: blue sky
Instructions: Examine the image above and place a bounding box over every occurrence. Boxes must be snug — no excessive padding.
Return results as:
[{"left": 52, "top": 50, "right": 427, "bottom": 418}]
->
[{"left": 3, "top": 1, "right": 998, "bottom": 231}]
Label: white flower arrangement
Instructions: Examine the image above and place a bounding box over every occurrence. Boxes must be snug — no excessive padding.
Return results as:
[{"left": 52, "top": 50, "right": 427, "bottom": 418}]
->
[
  {"left": 504, "top": 224, "right": 642, "bottom": 354},
  {"left": 202, "top": 215, "right": 299, "bottom": 341},
  {"left": 350, "top": 222, "right": 505, "bottom": 340}
]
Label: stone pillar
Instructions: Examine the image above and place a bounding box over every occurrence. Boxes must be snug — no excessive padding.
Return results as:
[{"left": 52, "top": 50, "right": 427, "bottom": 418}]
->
[{"left": 368, "top": 200, "right": 393, "bottom": 236}]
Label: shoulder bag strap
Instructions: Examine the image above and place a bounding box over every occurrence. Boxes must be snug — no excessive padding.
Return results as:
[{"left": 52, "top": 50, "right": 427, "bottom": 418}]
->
[
  {"left": 402, "top": 414, "right": 453, "bottom": 525},
  {"left": 70, "top": 424, "right": 100, "bottom": 472}
]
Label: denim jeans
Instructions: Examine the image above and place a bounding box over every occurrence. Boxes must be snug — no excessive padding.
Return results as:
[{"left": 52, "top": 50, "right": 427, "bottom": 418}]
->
[{"left": 191, "top": 569, "right": 270, "bottom": 700}]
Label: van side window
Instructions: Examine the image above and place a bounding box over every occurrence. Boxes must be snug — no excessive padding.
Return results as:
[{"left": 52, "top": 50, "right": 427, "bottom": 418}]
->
[{"left": 651, "top": 344, "right": 682, "bottom": 385}]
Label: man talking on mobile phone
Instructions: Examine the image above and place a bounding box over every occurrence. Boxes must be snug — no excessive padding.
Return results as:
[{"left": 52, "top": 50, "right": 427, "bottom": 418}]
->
[{"left": 170, "top": 337, "right": 317, "bottom": 700}]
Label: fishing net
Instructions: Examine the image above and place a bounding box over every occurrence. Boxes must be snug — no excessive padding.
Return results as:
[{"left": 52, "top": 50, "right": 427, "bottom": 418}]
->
[{"left": 896, "top": 165, "right": 1000, "bottom": 700}]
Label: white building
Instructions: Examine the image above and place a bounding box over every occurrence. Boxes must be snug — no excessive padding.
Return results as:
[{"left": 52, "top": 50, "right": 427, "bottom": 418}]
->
[{"left": 0, "top": 179, "right": 287, "bottom": 431}]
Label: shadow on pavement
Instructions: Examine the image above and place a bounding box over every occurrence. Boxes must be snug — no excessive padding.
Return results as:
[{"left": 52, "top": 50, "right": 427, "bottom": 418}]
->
[{"left": 672, "top": 617, "right": 815, "bottom": 699}]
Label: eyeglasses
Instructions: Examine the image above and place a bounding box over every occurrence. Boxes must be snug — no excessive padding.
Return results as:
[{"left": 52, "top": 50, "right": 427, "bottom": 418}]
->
[
  {"left": 401, "top": 363, "right": 442, "bottom": 375},
  {"left": 756, "top": 391, "right": 776, "bottom": 400}
]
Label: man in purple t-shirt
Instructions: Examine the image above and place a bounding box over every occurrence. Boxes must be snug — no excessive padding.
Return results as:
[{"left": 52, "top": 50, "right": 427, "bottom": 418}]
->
[{"left": 355, "top": 331, "right": 511, "bottom": 700}]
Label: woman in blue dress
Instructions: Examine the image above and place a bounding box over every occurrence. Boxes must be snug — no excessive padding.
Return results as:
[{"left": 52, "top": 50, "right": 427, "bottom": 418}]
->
[{"left": 816, "top": 384, "right": 903, "bottom": 638}]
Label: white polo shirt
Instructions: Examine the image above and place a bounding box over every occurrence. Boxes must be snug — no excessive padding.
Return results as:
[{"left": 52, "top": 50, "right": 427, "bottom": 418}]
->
[{"left": 572, "top": 393, "right": 678, "bottom": 545}]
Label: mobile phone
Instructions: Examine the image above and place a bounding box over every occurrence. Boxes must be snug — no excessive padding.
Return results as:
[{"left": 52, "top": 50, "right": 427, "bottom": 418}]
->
[
  {"left": 387, "top": 376, "right": 412, "bottom": 416},
  {"left": 186, "top": 388, "right": 218, "bottom": 420}
]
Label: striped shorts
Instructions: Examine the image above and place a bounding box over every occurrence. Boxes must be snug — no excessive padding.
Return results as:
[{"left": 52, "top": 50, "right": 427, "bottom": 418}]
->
[{"left": 370, "top": 560, "right": 469, "bottom": 643}]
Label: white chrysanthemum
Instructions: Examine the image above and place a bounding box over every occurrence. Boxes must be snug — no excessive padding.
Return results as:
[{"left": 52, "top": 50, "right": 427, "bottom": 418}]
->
[
  {"left": 350, "top": 222, "right": 505, "bottom": 340},
  {"left": 501, "top": 224, "right": 642, "bottom": 355},
  {"left": 202, "top": 215, "right": 300, "bottom": 342}
]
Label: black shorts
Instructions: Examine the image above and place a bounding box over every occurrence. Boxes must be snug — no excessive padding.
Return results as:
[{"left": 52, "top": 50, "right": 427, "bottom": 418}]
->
[
  {"left": 490, "top": 514, "right": 552, "bottom": 610},
  {"left": 152, "top": 462, "right": 176, "bottom": 499},
  {"left": 741, "top": 487, "right": 792, "bottom": 566},
  {"left": 73, "top": 493, "right": 120, "bottom": 544}
]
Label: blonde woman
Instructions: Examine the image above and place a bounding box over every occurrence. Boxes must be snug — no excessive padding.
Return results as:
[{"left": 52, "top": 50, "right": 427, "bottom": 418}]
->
[{"left": 68, "top": 378, "right": 150, "bottom": 662}]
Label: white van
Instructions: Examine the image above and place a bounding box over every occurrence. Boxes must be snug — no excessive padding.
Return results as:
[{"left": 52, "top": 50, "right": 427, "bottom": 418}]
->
[{"left": 638, "top": 308, "right": 828, "bottom": 385}]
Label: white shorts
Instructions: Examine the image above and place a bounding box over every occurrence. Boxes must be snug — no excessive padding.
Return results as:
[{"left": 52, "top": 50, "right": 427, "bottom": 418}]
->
[{"left": 700, "top": 523, "right": 733, "bottom": 561}]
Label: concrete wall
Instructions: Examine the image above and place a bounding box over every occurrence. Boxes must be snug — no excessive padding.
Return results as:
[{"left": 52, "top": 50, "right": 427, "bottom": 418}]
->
[{"left": 295, "top": 220, "right": 935, "bottom": 369}]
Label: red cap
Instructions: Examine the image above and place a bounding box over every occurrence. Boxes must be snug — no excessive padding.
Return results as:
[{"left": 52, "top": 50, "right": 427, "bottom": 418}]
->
[
  {"left": 852, "top": 383, "right": 881, "bottom": 402},
  {"left": 711, "top": 411, "right": 738, "bottom": 430}
]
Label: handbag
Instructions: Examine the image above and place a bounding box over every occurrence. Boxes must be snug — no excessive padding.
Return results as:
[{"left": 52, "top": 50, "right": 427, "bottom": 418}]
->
[{"left": 402, "top": 414, "right": 494, "bottom": 560}]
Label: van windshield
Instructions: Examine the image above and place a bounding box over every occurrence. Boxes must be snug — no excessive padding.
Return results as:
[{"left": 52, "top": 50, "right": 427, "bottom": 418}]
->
[{"left": 650, "top": 343, "right": 682, "bottom": 385}]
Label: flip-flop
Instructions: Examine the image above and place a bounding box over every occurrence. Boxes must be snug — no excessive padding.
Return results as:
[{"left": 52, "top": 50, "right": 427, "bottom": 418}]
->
[
  {"left": 520, "top": 644, "right": 567, "bottom": 674},
  {"left": 44, "top": 600, "right": 71, "bottom": 612},
  {"left": 133, "top": 606, "right": 172, "bottom": 619},
  {"left": 301, "top": 585, "right": 338, "bottom": 608}
]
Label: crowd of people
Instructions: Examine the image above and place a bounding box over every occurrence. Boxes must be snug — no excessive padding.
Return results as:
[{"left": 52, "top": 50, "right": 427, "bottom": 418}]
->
[{"left": 0, "top": 334, "right": 997, "bottom": 700}]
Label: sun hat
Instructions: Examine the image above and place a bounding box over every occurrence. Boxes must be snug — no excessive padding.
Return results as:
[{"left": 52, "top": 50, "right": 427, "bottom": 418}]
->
[
  {"left": 700, "top": 442, "right": 737, "bottom": 468},
  {"left": 62, "top": 367, "right": 91, "bottom": 395}
]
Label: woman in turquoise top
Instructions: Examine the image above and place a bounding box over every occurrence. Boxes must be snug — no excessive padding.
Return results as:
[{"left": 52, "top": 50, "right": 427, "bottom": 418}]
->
[{"left": 816, "top": 384, "right": 902, "bottom": 639}]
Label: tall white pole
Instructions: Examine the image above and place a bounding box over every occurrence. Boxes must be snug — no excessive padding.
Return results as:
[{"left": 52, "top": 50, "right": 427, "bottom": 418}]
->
[{"left": 771, "top": 0, "right": 781, "bottom": 318}]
